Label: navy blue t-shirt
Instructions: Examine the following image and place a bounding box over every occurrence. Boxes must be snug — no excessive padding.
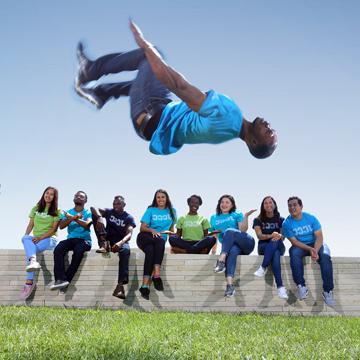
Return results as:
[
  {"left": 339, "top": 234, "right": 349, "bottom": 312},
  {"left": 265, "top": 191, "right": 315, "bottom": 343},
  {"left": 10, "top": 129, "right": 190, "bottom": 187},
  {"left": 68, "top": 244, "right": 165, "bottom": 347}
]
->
[
  {"left": 104, "top": 209, "right": 136, "bottom": 243},
  {"left": 252, "top": 215, "right": 284, "bottom": 235}
]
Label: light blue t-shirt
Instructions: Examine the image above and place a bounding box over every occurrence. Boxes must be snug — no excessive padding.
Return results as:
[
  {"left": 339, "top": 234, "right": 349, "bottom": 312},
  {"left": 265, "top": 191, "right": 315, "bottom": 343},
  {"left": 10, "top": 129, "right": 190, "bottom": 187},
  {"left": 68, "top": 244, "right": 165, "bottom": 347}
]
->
[
  {"left": 141, "top": 207, "right": 177, "bottom": 240},
  {"left": 61, "top": 208, "right": 92, "bottom": 245},
  {"left": 282, "top": 212, "right": 321, "bottom": 245},
  {"left": 150, "top": 90, "right": 243, "bottom": 155},
  {"left": 210, "top": 212, "right": 244, "bottom": 243}
]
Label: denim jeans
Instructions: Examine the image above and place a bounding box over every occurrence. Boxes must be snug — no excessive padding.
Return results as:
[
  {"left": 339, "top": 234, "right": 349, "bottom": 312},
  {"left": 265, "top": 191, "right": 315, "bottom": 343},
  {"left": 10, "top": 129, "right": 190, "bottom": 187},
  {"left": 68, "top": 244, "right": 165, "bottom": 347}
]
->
[
  {"left": 169, "top": 235, "right": 216, "bottom": 254},
  {"left": 257, "top": 240, "right": 285, "bottom": 288},
  {"left": 86, "top": 48, "right": 172, "bottom": 137},
  {"left": 53, "top": 238, "right": 91, "bottom": 282},
  {"left": 221, "top": 229, "right": 255, "bottom": 278},
  {"left": 289, "top": 243, "right": 334, "bottom": 292},
  {"left": 21, "top": 235, "right": 57, "bottom": 281}
]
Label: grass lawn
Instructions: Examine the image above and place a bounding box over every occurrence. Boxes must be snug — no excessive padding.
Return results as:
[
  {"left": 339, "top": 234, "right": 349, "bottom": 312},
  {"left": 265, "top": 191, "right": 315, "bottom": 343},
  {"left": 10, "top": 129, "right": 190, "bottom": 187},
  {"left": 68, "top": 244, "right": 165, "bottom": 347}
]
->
[{"left": 0, "top": 306, "right": 359, "bottom": 359}]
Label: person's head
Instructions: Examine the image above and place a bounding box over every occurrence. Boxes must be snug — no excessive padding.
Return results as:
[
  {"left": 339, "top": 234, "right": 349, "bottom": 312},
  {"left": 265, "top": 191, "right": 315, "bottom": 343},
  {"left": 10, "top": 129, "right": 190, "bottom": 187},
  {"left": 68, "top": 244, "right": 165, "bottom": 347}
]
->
[
  {"left": 287, "top": 196, "right": 303, "bottom": 218},
  {"left": 73, "top": 191, "right": 87, "bottom": 207},
  {"left": 187, "top": 195, "right": 202, "bottom": 214},
  {"left": 37, "top": 186, "right": 58, "bottom": 216},
  {"left": 113, "top": 195, "right": 125, "bottom": 213},
  {"left": 259, "top": 196, "right": 280, "bottom": 221},
  {"left": 216, "top": 195, "right": 236, "bottom": 215},
  {"left": 149, "top": 189, "right": 175, "bottom": 220},
  {"left": 247, "top": 117, "right": 277, "bottom": 159}
]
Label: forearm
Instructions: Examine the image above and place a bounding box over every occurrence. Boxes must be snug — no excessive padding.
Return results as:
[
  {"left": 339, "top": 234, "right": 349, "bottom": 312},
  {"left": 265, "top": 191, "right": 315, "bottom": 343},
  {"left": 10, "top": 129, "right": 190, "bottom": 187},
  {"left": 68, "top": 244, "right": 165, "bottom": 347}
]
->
[
  {"left": 290, "top": 238, "right": 313, "bottom": 252},
  {"left": 59, "top": 219, "right": 72, "bottom": 229},
  {"left": 37, "top": 229, "right": 56, "bottom": 241},
  {"left": 74, "top": 219, "right": 91, "bottom": 229},
  {"left": 239, "top": 218, "right": 249, "bottom": 232},
  {"left": 258, "top": 233, "right": 273, "bottom": 241},
  {"left": 25, "top": 225, "right": 33, "bottom": 235},
  {"left": 120, "top": 233, "right": 132, "bottom": 244}
]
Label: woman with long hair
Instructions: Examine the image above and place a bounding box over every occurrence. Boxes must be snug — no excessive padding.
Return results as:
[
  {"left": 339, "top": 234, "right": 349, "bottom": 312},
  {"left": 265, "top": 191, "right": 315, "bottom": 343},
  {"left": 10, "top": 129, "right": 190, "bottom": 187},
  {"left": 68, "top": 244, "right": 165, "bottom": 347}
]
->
[
  {"left": 253, "top": 196, "right": 288, "bottom": 299},
  {"left": 137, "top": 189, "right": 176, "bottom": 300},
  {"left": 20, "top": 186, "right": 61, "bottom": 300},
  {"left": 212, "top": 194, "right": 256, "bottom": 298}
]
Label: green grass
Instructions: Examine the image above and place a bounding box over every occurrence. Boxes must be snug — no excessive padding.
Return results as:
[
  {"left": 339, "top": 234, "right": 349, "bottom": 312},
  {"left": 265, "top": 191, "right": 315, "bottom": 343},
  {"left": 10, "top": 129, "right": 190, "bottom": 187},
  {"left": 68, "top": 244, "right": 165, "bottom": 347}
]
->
[{"left": 0, "top": 307, "right": 359, "bottom": 359}]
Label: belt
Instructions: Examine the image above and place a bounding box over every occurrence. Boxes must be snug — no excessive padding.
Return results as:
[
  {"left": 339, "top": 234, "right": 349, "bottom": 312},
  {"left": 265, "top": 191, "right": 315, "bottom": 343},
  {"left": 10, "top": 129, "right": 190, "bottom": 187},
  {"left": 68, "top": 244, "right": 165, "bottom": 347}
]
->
[{"left": 136, "top": 112, "right": 153, "bottom": 140}]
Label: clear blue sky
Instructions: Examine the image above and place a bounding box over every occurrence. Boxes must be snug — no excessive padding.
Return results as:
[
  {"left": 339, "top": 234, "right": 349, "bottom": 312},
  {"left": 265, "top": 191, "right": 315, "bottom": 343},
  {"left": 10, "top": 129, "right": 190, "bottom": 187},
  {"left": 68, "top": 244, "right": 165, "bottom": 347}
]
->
[{"left": 1, "top": 0, "right": 359, "bottom": 256}]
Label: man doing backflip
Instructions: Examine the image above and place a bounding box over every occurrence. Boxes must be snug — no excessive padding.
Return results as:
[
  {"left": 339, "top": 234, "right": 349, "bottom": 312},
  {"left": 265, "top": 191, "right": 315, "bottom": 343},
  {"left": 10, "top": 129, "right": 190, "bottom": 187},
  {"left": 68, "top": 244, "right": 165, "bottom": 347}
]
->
[{"left": 75, "top": 20, "right": 277, "bottom": 158}]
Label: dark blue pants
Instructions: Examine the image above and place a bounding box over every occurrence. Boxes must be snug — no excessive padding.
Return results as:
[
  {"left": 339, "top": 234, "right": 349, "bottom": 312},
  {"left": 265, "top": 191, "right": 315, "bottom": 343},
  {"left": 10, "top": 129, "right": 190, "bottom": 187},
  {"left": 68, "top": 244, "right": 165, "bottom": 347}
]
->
[
  {"left": 85, "top": 48, "right": 172, "bottom": 133},
  {"left": 289, "top": 244, "right": 334, "bottom": 292},
  {"left": 257, "top": 240, "right": 285, "bottom": 288},
  {"left": 221, "top": 229, "right": 255, "bottom": 278},
  {"left": 117, "top": 243, "right": 130, "bottom": 284},
  {"left": 53, "top": 238, "right": 91, "bottom": 282},
  {"left": 169, "top": 235, "right": 216, "bottom": 254}
]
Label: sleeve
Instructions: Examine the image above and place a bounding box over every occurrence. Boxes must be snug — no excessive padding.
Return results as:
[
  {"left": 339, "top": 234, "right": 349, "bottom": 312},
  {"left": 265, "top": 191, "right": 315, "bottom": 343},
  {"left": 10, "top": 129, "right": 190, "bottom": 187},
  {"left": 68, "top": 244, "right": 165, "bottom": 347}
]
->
[
  {"left": 198, "top": 90, "right": 228, "bottom": 118},
  {"left": 311, "top": 215, "right": 321, "bottom": 232},
  {"left": 202, "top": 217, "right": 211, "bottom": 230},
  {"left": 54, "top": 209, "right": 62, "bottom": 222},
  {"left": 177, "top": 216, "right": 184, "bottom": 229},
  {"left": 29, "top": 206, "right": 37, "bottom": 219},
  {"left": 282, "top": 219, "right": 294, "bottom": 238},
  {"left": 236, "top": 212, "right": 244, "bottom": 223},
  {"left": 126, "top": 215, "right": 136, "bottom": 228},
  {"left": 83, "top": 209, "right": 92, "bottom": 221},
  {"left": 140, "top": 208, "right": 152, "bottom": 226},
  {"left": 253, "top": 217, "right": 261, "bottom": 229}
]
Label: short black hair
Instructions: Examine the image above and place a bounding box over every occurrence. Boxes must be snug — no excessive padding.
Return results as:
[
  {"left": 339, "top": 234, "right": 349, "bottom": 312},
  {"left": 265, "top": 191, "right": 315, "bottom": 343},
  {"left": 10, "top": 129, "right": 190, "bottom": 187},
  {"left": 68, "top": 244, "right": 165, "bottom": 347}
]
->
[
  {"left": 288, "top": 196, "right": 303, "bottom": 206},
  {"left": 248, "top": 144, "right": 276, "bottom": 159},
  {"left": 114, "top": 195, "right": 125, "bottom": 203},
  {"left": 187, "top": 194, "right": 202, "bottom": 206}
]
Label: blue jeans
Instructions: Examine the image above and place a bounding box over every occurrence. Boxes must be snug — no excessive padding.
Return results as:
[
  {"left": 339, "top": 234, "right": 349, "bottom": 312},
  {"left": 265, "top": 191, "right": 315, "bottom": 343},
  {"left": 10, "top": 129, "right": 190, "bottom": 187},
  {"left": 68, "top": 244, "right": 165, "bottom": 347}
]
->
[
  {"left": 117, "top": 243, "right": 130, "bottom": 284},
  {"left": 289, "top": 243, "right": 334, "bottom": 292},
  {"left": 257, "top": 240, "right": 285, "bottom": 288},
  {"left": 21, "top": 235, "right": 57, "bottom": 281},
  {"left": 86, "top": 48, "right": 172, "bottom": 137},
  {"left": 221, "top": 229, "right": 255, "bottom": 278}
]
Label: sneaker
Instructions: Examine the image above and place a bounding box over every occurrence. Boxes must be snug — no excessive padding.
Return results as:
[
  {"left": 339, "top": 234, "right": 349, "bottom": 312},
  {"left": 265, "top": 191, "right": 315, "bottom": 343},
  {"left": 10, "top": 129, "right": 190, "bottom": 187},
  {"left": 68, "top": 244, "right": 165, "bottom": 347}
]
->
[
  {"left": 323, "top": 291, "right": 335, "bottom": 307},
  {"left": 297, "top": 285, "right": 309, "bottom": 300},
  {"left": 59, "top": 286, "right": 68, "bottom": 295},
  {"left": 224, "top": 284, "right": 235, "bottom": 298},
  {"left": 75, "top": 85, "right": 104, "bottom": 109},
  {"left": 277, "top": 286, "right": 289, "bottom": 300},
  {"left": 19, "top": 283, "right": 36, "bottom": 300},
  {"left": 152, "top": 277, "right": 164, "bottom": 291},
  {"left": 50, "top": 280, "right": 70, "bottom": 290},
  {"left": 139, "top": 286, "right": 150, "bottom": 300},
  {"left": 75, "top": 42, "right": 91, "bottom": 87},
  {"left": 214, "top": 260, "right": 226, "bottom": 273},
  {"left": 26, "top": 258, "right": 41, "bottom": 272},
  {"left": 254, "top": 266, "right": 267, "bottom": 278},
  {"left": 113, "top": 284, "right": 126, "bottom": 299}
]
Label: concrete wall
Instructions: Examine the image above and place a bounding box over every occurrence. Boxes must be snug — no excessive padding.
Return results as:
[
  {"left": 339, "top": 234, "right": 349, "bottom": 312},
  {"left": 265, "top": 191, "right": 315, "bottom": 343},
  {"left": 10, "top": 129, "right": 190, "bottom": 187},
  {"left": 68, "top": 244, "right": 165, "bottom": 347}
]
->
[{"left": 0, "top": 250, "right": 359, "bottom": 315}]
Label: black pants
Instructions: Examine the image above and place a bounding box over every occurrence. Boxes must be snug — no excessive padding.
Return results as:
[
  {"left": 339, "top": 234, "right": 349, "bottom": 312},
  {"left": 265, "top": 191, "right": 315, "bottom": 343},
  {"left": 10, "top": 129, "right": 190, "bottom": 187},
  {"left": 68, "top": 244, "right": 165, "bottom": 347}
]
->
[
  {"left": 53, "top": 238, "right": 91, "bottom": 282},
  {"left": 137, "top": 232, "right": 165, "bottom": 277},
  {"left": 169, "top": 235, "right": 216, "bottom": 254}
]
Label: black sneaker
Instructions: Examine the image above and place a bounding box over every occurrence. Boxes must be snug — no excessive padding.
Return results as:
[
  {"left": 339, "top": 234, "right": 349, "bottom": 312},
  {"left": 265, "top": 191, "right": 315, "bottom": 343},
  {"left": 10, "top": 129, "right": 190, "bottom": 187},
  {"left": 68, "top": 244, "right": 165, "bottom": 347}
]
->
[
  {"left": 113, "top": 284, "right": 126, "bottom": 299},
  {"left": 139, "top": 286, "right": 150, "bottom": 300},
  {"left": 50, "top": 280, "right": 69, "bottom": 290},
  {"left": 152, "top": 277, "right": 164, "bottom": 291},
  {"left": 224, "top": 284, "right": 235, "bottom": 298},
  {"left": 75, "top": 85, "right": 105, "bottom": 109},
  {"left": 76, "top": 42, "right": 91, "bottom": 87},
  {"left": 214, "top": 260, "right": 226, "bottom": 273}
]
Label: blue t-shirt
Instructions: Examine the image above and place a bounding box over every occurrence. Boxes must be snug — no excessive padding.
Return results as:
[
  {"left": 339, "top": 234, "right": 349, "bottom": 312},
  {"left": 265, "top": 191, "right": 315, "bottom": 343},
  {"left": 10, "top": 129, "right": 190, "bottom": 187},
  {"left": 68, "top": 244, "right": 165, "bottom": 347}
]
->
[
  {"left": 61, "top": 208, "right": 92, "bottom": 245},
  {"left": 104, "top": 209, "right": 136, "bottom": 244},
  {"left": 140, "top": 207, "right": 177, "bottom": 240},
  {"left": 210, "top": 212, "right": 244, "bottom": 243},
  {"left": 150, "top": 90, "right": 243, "bottom": 155},
  {"left": 282, "top": 212, "right": 321, "bottom": 245}
]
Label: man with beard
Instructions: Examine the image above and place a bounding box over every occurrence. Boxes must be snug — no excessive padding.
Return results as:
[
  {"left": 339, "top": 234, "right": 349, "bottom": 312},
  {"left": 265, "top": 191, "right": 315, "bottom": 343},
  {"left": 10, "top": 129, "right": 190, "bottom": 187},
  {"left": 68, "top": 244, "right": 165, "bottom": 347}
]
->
[{"left": 50, "top": 191, "right": 92, "bottom": 290}]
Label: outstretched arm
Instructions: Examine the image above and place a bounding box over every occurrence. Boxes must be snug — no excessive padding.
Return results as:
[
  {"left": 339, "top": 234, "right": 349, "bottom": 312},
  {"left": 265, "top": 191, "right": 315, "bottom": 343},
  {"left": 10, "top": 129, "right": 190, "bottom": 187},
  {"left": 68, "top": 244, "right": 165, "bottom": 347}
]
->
[{"left": 129, "top": 20, "right": 206, "bottom": 112}]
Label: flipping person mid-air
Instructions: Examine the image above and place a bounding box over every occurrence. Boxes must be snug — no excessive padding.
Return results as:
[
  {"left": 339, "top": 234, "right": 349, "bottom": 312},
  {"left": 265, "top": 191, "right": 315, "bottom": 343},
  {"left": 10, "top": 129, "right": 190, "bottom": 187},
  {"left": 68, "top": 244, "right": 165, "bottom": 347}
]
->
[{"left": 75, "top": 20, "right": 277, "bottom": 158}]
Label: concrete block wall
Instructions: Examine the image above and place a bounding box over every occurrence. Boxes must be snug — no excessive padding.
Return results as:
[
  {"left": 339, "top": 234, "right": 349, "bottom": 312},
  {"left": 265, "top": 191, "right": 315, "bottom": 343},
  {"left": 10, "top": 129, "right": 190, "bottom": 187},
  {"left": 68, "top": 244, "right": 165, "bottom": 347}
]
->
[{"left": 0, "top": 250, "right": 359, "bottom": 315}]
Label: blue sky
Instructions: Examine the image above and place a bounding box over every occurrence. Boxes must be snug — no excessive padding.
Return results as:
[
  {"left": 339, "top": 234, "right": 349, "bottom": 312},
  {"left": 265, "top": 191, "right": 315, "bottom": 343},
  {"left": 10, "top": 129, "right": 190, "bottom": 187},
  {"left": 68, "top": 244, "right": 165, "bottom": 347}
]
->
[{"left": 1, "top": 0, "right": 359, "bottom": 256}]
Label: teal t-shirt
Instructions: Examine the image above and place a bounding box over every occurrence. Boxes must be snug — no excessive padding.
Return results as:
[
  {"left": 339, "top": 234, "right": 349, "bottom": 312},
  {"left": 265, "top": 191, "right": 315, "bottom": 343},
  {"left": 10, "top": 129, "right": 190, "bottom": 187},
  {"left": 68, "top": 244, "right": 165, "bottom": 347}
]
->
[
  {"left": 210, "top": 212, "right": 244, "bottom": 243},
  {"left": 141, "top": 207, "right": 177, "bottom": 240},
  {"left": 61, "top": 208, "right": 92, "bottom": 245}
]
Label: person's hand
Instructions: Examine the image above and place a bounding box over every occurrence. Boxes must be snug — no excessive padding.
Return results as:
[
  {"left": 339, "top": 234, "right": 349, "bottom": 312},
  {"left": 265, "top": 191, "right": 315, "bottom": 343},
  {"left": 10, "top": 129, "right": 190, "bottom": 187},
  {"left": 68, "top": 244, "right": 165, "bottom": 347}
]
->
[
  {"left": 75, "top": 213, "right": 83, "bottom": 220},
  {"left": 129, "top": 19, "right": 151, "bottom": 49},
  {"left": 160, "top": 230, "right": 175, "bottom": 235},
  {"left": 111, "top": 241, "right": 123, "bottom": 253},
  {"left": 271, "top": 232, "right": 282, "bottom": 241},
  {"left": 64, "top": 211, "right": 73, "bottom": 220},
  {"left": 150, "top": 229, "right": 161, "bottom": 238},
  {"left": 310, "top": 248, "right": 319, "bottom": 261},
  {"left": 32, "top": 237, "right": 41, "bottom": 244},
  {"left": 245, "top": 209, "right": 257, "bottom": 217}
]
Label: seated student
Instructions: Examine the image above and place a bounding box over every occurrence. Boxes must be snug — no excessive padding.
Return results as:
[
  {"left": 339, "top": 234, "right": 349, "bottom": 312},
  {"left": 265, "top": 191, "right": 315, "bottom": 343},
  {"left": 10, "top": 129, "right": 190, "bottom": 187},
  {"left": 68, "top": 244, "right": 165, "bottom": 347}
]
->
[
  {"left": 137, "top": 189, "right": 176, "bottom": 300},
  {"left": 169, "top": 195, "right": 216, "bottom": 254},
  {"left": 212, "top": 195, "right": 256, "bottom": 298},
  {"left": 282, "top": 196, "right": 335, "bottom": 306},
  {"left": 50, "top": 191, "right": 92, "bottom": 291},
  {"left": 253, "top": 196, "right": 288, "bottom": 300},
  {"left": 91, "top": 195, "right": 136, "bottom": 299},
  {"left": 20, "top": 186, "right": 61, "bottom": 300}
]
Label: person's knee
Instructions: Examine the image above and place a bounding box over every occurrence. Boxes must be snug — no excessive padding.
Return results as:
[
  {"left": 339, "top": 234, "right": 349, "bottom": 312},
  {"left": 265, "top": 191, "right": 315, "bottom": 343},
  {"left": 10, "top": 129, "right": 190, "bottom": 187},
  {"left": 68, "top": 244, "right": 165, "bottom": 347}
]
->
[
  {"left": 169, "top": 235, "right": 178, "bottom": 247},
  {"left": 21, "top": 235, "right": 32, "bottom": 244},
  {"left": 289, "top": 246, "right": 302, "bottom": 258},
  {"left": 120, "top": 246, "right": 130, "bottom": 257}
]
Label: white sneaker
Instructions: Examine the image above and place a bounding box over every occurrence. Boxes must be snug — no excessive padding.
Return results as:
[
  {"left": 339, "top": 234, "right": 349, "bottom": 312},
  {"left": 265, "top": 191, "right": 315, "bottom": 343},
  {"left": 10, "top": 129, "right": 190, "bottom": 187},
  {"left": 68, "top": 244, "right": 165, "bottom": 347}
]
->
[
  {"left": 297, "top": 285, "right": 309, "bottom": 300},
  {"left": 254, "top": 266, "right": 267, "bottom": 277},
  {"left": 26, "top": 258, "right": 41, "bottom": 272},
  {"left": 323, "top": 291, "right": 335, "bottom": 307},
  {"left": 277, "top": 286, "right": 289, "bottom": 300}
]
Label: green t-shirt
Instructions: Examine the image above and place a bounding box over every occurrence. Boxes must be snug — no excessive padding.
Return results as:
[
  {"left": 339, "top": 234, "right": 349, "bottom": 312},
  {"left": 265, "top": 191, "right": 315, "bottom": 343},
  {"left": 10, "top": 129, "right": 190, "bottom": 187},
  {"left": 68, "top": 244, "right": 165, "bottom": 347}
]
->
[
  {"left": 29, "top": 205, "right": 61, "bottom": 237},
  {"left": 176, "top": 214, "right": 210, "bottom": 241}
]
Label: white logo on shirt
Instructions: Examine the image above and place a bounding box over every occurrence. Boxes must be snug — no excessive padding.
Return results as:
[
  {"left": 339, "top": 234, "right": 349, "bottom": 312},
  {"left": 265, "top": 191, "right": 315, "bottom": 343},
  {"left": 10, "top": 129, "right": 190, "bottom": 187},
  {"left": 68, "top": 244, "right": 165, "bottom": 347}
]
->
[
  {"left": 152, "top": 214, "right": 172, "bottom": 221},
  {"left": 109, "top": 215, "right": 126, "bottom": 227},
  {"left": 293, "top": 225, "right": 313, "bottom": 236},
  {"left": 215, "top": 216, "right": 234, "bottom": 225}
]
